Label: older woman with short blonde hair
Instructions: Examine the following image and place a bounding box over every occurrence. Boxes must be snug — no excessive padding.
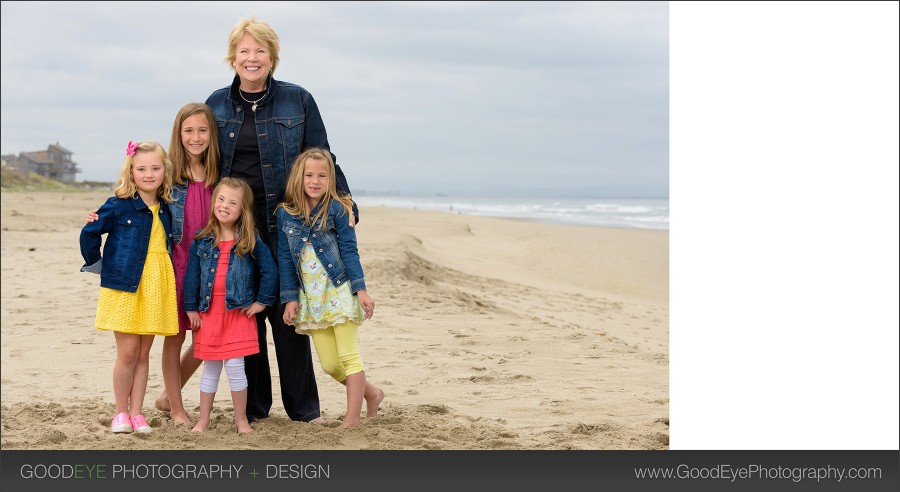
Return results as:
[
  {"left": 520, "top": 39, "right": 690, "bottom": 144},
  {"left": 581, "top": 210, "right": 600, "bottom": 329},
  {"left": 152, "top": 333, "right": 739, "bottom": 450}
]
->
[{"left": 205, "top": 16, "right": 358, "bottom": 425}]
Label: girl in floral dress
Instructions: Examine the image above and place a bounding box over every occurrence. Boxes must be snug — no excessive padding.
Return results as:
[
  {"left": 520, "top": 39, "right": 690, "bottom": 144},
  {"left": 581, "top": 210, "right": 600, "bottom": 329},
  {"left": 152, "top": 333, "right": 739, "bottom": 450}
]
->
[{"left": 276, "top": 147, "right": 383, "bottom": 428}]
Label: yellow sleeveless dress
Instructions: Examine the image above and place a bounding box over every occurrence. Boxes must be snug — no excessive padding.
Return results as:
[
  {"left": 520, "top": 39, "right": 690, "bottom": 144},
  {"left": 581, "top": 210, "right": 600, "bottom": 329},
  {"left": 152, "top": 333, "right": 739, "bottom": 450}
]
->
[{"left": 95, "top": 204, "right": 178, "bottom": 335}]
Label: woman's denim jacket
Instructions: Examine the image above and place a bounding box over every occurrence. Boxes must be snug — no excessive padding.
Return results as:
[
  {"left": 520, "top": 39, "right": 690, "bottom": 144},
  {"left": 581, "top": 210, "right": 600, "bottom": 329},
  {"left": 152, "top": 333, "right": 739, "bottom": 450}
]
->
[
  {"left": 277, "top": 200, "right": 366, "bottom": 305},
  {"left": 183, "top": 230, "right": 277, "bottom": 313},
  {"left": 205, "top": 75, "right": 357, "bottom": 233},
  {"left": 79, "top": 195, "right": 174, "bottom": 293}
]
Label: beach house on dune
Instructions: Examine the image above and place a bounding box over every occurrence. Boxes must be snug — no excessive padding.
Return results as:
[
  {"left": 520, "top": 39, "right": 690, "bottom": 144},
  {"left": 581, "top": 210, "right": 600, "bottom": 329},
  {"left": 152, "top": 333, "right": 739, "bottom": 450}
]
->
[{"left": 2, "top": 143, "right": 81, "bottom": 182}]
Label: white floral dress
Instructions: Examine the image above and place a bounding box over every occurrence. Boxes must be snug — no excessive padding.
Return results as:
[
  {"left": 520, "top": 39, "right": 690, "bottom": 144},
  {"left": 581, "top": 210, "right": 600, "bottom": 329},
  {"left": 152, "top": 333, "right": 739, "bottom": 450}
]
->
[{"left": 291, "top": 241, "right": 365, "bottom": 333}]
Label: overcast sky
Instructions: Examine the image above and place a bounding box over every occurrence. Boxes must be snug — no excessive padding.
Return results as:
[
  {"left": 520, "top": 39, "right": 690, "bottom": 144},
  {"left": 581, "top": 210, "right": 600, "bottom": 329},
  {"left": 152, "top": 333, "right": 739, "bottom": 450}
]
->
[{"left": 0, "top": 1, "right": 668, "bottom": 197}]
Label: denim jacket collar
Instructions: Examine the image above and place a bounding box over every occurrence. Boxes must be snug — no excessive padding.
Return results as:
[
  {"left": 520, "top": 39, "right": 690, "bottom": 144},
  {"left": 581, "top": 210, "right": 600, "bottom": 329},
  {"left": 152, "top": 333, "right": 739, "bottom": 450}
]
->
[{"left": 129, "top": 194, "right": 150, "bottom": 210}]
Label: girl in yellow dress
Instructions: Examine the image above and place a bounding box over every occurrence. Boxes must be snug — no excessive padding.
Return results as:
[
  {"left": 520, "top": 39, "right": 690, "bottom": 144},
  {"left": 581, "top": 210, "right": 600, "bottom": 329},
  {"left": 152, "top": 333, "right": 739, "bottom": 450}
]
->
[{"left": 79, "top": 140, "right": 178, "bottom": 434}]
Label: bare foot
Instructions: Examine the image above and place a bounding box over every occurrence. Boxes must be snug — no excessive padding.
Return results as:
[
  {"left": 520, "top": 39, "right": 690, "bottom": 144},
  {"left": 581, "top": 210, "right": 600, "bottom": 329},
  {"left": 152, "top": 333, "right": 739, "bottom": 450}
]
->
[
  {"left": 170, "top": 412, "right": 193, "bottom": 427},
  {"left": 236, "top": 419, "right": 253, "bottom": 434},
  {"left": 191, "top": 420, "right": 208, "bottom": 433},
  {"left": 307, "top": 417, "right": 327, "bottom": 426},
  {"left": 155, "top": 394, "right": 171, "bottom": 413},
  {"left": 366, "top": 388, "right": 385, "bottom": 418},
  {"left": 337, "top": 418, "right": 361, "bottom": 429}
]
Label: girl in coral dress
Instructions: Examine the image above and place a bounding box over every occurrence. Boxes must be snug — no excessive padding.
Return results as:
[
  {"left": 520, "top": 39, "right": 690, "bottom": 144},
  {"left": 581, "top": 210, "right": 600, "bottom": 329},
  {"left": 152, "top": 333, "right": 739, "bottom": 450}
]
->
[{"left": 183, "top": 177, "right": 277, "bottom": 434}]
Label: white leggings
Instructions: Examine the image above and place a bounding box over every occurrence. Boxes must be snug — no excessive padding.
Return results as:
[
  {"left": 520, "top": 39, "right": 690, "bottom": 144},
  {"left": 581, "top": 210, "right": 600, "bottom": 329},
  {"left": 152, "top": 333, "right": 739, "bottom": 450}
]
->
[{"left": 198, "top": 357, "right": 248, "bottom": 393}]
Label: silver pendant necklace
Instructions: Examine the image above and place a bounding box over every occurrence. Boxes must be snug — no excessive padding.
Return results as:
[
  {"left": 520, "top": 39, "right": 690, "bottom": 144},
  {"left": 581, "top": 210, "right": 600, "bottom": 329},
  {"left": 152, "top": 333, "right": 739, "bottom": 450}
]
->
[{"left": 239, "top": 88, "right": 267, "bottom": 112}]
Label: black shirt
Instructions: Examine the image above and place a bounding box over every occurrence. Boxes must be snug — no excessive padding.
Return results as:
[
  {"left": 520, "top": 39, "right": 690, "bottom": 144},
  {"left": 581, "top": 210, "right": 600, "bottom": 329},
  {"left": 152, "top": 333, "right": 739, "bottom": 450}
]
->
[{"left": 230, "top": 92, "right": 268, "bottom": 229}]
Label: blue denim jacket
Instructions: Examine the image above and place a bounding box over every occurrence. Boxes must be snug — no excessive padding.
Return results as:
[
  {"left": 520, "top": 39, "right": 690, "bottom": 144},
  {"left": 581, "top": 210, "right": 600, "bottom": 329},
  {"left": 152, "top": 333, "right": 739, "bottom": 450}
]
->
[
  {"left": 169, "top": 182, "right": 189, "bottom": 244},
  {"left": 183, "top": 230, "right": 277, "bottom": 313},
  {"left": 206, "top": 75, "right": 357, "bottom": 233},
  {"left": 80, "top": 195, "right": 174, "bottom": 293},
  {"left": 277, "top": 201, "right": 366, "bottom": 305}
]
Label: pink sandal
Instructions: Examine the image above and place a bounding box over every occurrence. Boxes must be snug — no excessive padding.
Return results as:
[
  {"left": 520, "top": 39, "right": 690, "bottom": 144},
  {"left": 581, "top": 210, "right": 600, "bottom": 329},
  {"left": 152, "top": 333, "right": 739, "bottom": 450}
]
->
[
  {"left": 111, "top": 412, "right": 133, "bottom": 433},
  {"left": 130, "top": 415, "right": 152, "bottom": 433}
]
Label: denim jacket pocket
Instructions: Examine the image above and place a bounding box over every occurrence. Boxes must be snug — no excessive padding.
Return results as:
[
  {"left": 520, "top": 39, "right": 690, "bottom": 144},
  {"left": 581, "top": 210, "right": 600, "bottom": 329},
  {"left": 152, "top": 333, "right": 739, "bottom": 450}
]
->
[
  {"left": 113, "top": 215, "right": 140, "bottom": 276},
  {"left": 274, "top": 116, "right": 305, "bottom": 150}
]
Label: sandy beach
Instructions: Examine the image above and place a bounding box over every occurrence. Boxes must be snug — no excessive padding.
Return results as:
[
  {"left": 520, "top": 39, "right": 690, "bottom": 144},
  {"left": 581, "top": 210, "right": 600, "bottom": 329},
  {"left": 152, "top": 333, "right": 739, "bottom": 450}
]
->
[{"left": 0, "top": 189, "right": 668, "bottom": 450}]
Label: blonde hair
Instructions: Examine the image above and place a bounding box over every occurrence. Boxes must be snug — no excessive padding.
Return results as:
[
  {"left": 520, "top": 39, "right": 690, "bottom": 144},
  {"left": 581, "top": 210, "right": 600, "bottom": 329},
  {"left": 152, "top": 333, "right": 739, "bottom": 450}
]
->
[
  {"left": 169, "top": 102, "right": 220, "bottom": 186},
  {"left": 225, "top": 16, "right": 280, "bottom": 74},
  {"left": 113, "top": 141, "right": 174, "bottom": 202},
  {"left": 196, "top": 177, "right": 257, "bottom": 256},
  {"left": 280, "top": 147, "right": 353, "bottom": 230}
]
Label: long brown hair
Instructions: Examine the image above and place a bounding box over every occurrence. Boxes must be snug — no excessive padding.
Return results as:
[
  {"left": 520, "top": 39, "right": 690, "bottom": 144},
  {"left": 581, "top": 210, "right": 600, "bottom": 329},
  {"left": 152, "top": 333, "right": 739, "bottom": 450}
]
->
[
  {"left": 168, "top": 102, "right": 220, "bottom": 186},
  {"left": 279, "top": 147, "right": 353, "bottom": 230},
  {"left": 195, "top": 177, "right": 256, "bottom": 256}
]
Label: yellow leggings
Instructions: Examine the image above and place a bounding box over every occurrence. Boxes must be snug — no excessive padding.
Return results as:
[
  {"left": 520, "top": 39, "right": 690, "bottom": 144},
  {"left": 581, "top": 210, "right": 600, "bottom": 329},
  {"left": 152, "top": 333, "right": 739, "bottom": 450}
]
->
[{"left": 309, "top": 321, "right": 365, "bottom": 383}]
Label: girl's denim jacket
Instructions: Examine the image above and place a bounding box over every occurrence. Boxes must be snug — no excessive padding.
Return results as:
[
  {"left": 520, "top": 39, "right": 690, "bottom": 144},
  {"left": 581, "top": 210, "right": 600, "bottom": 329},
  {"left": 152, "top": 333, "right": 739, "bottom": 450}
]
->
[
  {"left": 183, "top": 230, "right": 277, "bottom": 313},
  {"left": 168, "top": 181, "right": 189, "bottom": 244},
  {"left": 79, "top": 195, "right": 174, "bottom": 293},
  {"left": 276, "top": 200, "right": 366, "bottom": 305}
]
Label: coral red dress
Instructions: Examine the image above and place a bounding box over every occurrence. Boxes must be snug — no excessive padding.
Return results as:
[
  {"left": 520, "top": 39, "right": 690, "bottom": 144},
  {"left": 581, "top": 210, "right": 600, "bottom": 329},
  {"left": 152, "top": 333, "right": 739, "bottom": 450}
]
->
[{"left": 193, "top": 239, "right": 259, "bottom": 360}]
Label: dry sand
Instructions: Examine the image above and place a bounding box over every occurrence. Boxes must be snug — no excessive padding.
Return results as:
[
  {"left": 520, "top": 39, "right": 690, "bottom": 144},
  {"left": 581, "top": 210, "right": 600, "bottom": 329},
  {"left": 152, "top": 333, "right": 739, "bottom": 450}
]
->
[{"left": 1, "top": 189, "right": 668, "bottom": 450}]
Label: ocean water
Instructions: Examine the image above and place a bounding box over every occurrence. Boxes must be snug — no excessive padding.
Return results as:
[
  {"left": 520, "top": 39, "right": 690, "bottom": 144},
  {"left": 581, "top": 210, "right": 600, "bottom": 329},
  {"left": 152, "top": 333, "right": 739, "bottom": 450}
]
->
[{"left": 354, "top": 195, "right": 669, "bottom": 230}]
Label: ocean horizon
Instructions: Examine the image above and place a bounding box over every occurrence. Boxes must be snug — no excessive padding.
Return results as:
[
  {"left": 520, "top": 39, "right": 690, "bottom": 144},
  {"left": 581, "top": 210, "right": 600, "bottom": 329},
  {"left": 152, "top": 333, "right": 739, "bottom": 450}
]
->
[{"left": 354, "top": 194, "right": 669, "bottom": 230}]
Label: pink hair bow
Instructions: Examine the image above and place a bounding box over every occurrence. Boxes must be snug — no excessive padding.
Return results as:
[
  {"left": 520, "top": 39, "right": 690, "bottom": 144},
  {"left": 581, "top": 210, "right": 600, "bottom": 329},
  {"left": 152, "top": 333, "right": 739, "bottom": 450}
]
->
[{"left": 125, "top": 140, "right": 139, "bottom": 156}]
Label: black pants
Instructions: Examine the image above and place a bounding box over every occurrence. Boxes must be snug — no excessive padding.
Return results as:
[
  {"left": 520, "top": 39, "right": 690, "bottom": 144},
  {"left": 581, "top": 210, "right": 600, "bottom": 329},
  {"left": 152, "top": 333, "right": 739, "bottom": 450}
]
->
[{"left": 244, "top": 224, "right": 321, "bottom": 422}]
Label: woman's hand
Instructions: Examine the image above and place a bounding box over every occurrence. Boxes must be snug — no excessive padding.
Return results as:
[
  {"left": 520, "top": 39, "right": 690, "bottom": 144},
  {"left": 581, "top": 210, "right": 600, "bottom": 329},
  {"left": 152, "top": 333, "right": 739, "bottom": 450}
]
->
[
  {"left": 357, "top": 290, "right": 375, "bottom": 319},
  {"left": 283, "top": 301, "right": 299, "bottom": 325}
]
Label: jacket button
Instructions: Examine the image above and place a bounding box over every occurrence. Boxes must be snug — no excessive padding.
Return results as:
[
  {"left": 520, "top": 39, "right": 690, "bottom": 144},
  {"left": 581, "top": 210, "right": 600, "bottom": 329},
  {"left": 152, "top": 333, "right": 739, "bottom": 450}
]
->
[
  {"left": 328, "top": 264, "right": 332, "bottom": 268},
  {"left": 207, "top": 283, "right": 212, "bottom": 287},
  {"left": 312, "top": 234, "right": 316, "bottom": 237},
  {"left": 127, "top": 220, "right": 131, "bottom": 224},
  {"left": 210, "top": 268, "right": 215, "bottom": 273},
  {"left": 319, "top": 249, "right": 323, "bottom": 253},
  {"left": 205, "top": 296, "right": 210, "bottom": 300},
  {"left": 229, "top": 133, "right": 235, "bottom": 138}
]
